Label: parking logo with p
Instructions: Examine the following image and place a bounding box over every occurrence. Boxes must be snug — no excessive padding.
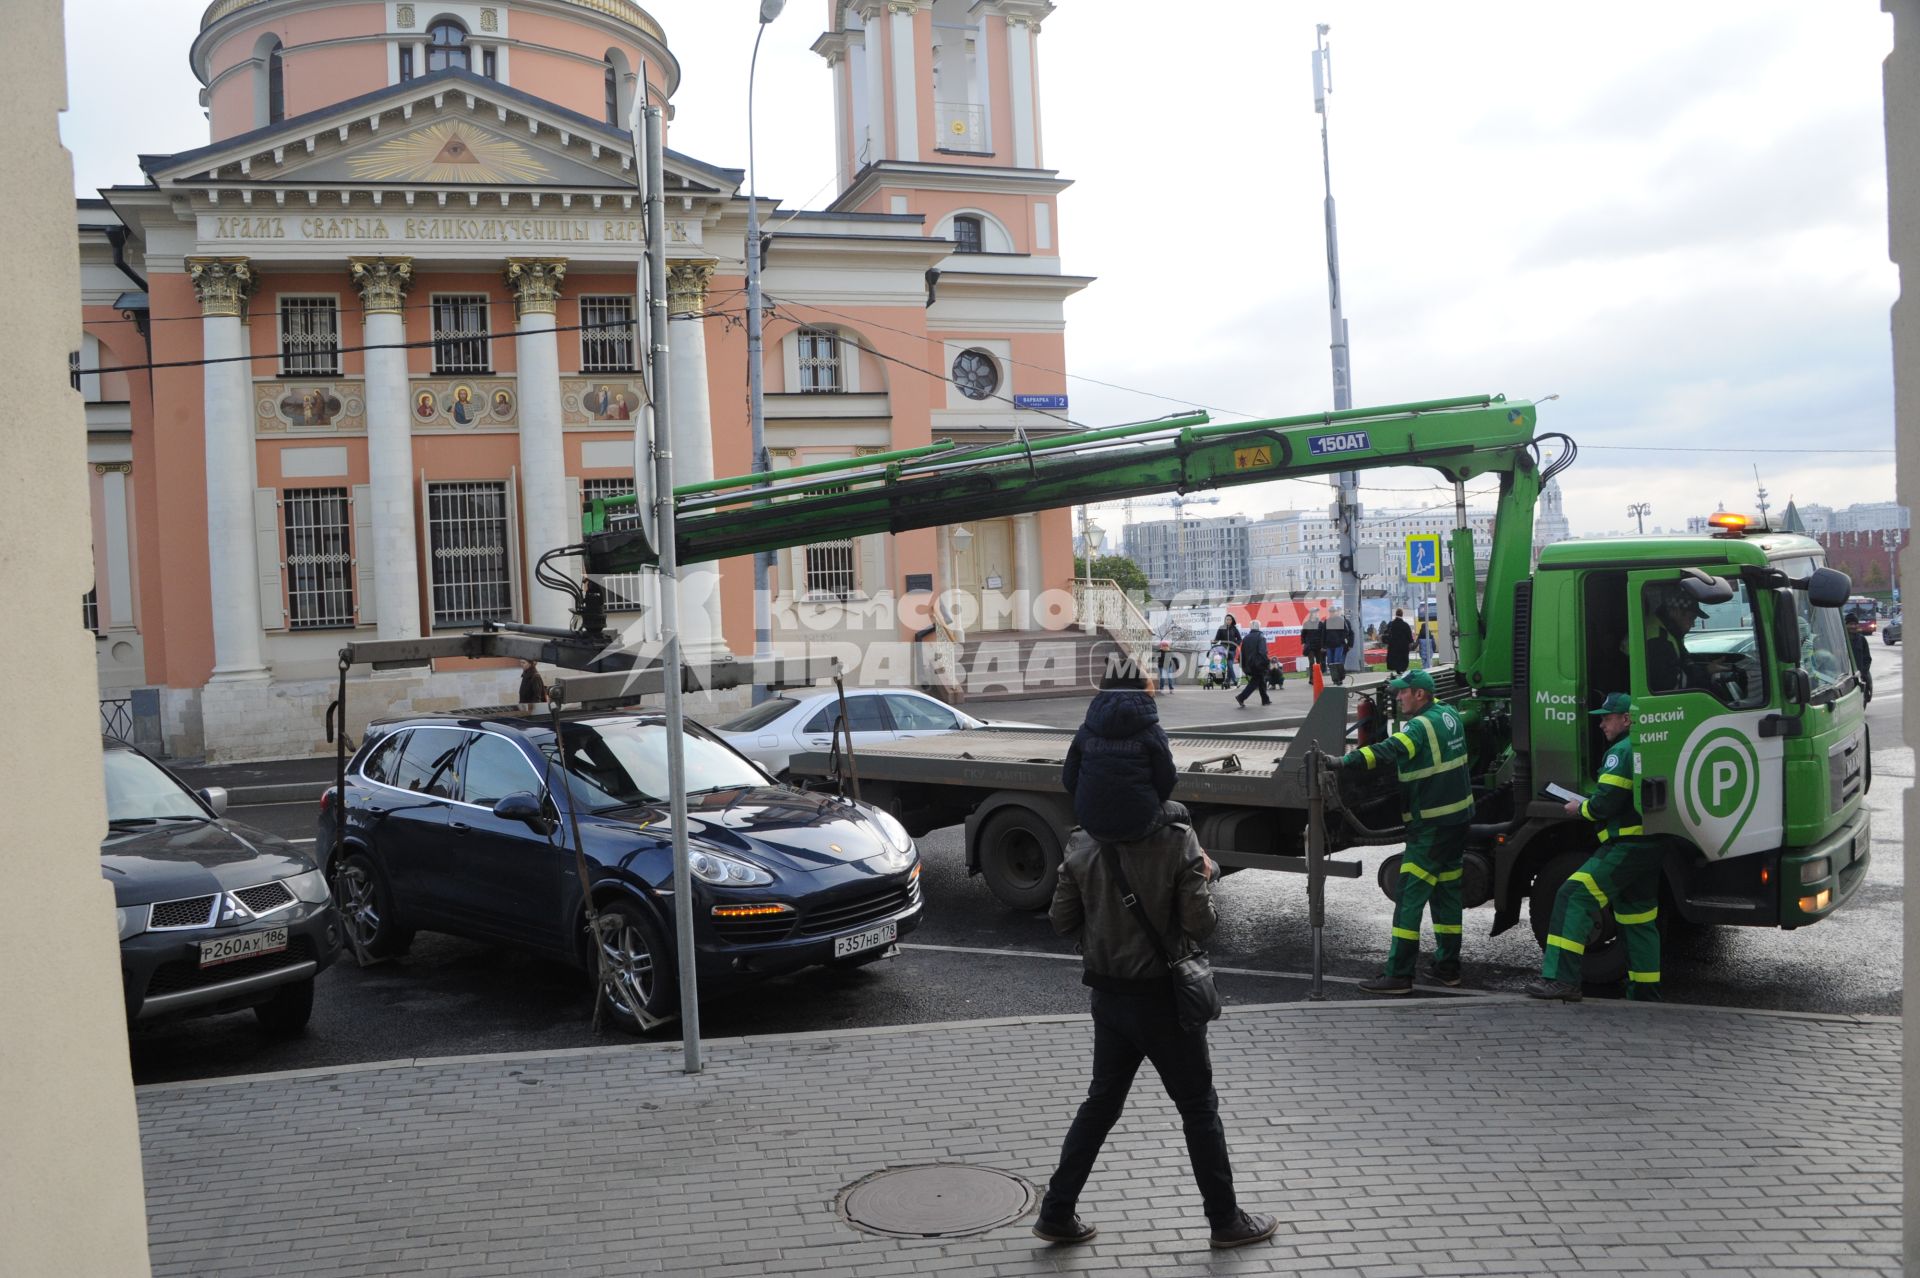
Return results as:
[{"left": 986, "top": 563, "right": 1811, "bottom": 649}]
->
[{"left": 1681, "top": 727, "right": 1760, "bottom": 856}]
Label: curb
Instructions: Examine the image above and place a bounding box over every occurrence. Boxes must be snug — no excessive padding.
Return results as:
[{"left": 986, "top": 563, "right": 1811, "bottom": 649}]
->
[{"left": 224, "top": 781, "right": 331, "bottom": 806}]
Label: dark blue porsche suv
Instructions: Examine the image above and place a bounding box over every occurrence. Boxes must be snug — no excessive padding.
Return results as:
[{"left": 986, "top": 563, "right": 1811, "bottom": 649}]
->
[{"left": 318, "top": 710, "right": 922, "bottom": 1032}]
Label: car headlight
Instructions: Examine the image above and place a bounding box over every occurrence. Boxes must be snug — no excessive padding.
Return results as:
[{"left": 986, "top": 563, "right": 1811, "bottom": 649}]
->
[
  {"left": 116, "top": 905, "right": 145, "bottom": 941},
  {"left": 688, "top": 849, "right": 774, "bottom": 887},
  {"left": 285, "top": 868, "right": 333, "bottom": 903},
  {"left": 865, "top": 806, "right": 914, "bottom": 854}
]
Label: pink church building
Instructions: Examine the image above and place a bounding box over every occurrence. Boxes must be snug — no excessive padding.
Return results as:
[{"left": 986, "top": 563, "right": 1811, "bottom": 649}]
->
[{"left": 77, "top": 0, "right": 1086, "bottom": 759}]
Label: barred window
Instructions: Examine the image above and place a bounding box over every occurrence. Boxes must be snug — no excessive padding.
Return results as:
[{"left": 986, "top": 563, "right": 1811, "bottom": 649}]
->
[
  {"left": 83, "top": 587, "right": 99, "bottom": 634},
  {"left": 283, "top": 487, "right": 356, "bottom": 630},
  {"left": 279, "top": 298, "right": 341, "bottom": 376},
  {"left": 580, "top": 296, "right": 637, "bottom": 373},
  {"left": 797, "top": 328, "right": 841, "bottom": 394},
  {"left": 952, "top": 215, "right": 984, "bottom": 254},
  {"left": 427, "top": 481, "right": 514, "bottom": 626},
  {"left": 431, "top": 295, "right": 491, "bottom": 374},
  {"left": 581, "top": 477, "right": 647, "bottom": 612},
  {"left": 805, "top": 541, "right": 857, "bottom": 600}
]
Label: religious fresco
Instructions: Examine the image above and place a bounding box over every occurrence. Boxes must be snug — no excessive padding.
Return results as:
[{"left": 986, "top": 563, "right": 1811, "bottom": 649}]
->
[
  {"left": 562, "top": 378, "right": 644, "bottom": 426},
  {"left": 410, "top": 379, "right": 518, "bottom": 430},
  {"left": 256, "top": 382, "right": 365, "bottom": 433},
  {"left": 346, "top": 121, "right": 550, "bottom": 184}
]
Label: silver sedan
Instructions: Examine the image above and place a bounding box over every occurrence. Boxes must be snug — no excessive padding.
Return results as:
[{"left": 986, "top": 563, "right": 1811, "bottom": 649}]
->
[{"left": 707, "top": 688, "right": 1040, "bottom": 778}]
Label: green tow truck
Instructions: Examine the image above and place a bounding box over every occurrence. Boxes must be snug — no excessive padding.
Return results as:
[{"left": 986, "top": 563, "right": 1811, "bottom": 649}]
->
[{"left": 567, "top": 394, "right": 1869, "bottom": 980}]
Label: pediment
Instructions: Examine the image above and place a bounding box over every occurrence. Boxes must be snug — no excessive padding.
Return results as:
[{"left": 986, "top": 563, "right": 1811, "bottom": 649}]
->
[{"left": 143, "top": 69, "right": 738, "bottom": 197}]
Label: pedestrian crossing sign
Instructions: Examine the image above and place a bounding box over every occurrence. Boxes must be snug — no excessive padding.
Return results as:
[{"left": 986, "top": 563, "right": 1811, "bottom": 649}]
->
[{"left": 1406, "top": 534, "right": 1442, "bottom": 583}]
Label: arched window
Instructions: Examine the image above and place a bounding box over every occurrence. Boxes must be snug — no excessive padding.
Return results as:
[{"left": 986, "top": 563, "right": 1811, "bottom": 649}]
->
[
  {"left": 951, "top": 214, "right": 983, "bottom": 254},
  {"left": 604, "top": 59, "right": 619, "bottom": 125},
  {"left": 603, "top": 49, "right": 633, "bottom": 127},
  {"left": 427, "top": 19, "right": 469, "bottom": 72},
  {"left": 267, "top": 42, "right": 286, "bottom": 122}
]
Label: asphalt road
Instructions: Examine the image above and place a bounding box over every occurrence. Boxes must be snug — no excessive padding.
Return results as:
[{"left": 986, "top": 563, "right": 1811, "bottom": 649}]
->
[{"left": 127, "top": 645, "right": 1907, "bottom": 1085}]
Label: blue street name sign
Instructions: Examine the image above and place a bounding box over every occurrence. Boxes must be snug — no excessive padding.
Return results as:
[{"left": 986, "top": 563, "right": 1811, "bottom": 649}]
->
[
  {"left": 1014, "top": 394, "right": 1070, "bottom": 410},
  {"left": 1307, "top": 430, "right": 1371, "bottom": 456}
]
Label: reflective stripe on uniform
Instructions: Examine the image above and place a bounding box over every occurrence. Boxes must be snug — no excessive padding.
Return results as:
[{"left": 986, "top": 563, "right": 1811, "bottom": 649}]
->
[
  {"left": 1432, "top": 923, "right": 1463, "bottom": 935},
  {"left": 1616, "top": 825, "right": 1644, "bottom": 837},
  {"left": 1416, "top": 795, "right": 1473, "bottom": 820},
  {"left": 1546, "top": 934, "right": 1585, "bottom": 954},
  {"left": 1390, "top": 731, "right": 1417, "bottom": 756},
  {"left": 1571, "top": 871, "right": 1609, "bottom": 907},
  {"left": 1401, "top": 861, "right": 1438, "bottom": 886},
  {"left": 1436, "top": 868, "right": 1463, "bottom": 882},
  {"left": 1615, "top": 906, "right": 1659, "bottom": 925},
  {"left": 1627, "top": 970, "right": 1661, "bottom": 983},
  {"left": 1581, "top": 798, "right": 1593, "bottom": 820},
  {"left": 1391, "top": 927, "right": 1421, "bottom": 942},
  {"left": 1599, "top": 774, "right": 1633, "bottom": 789},
  {"left": 1399, "top": 754, "right": 1468, "bottom": 781},
  {"left": 1416, "top": 715, "right": 1443, "bottom": 761},
  {"left": 1359, "top": 746, "right": 1379, "bottom": 769}
]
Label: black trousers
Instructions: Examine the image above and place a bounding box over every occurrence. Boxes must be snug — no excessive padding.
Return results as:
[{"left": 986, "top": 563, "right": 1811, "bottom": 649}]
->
[
  {"left": 1235, "top": 665, "right": 1271, "bottom": 705},
  {"left": 1040, "top": 988, "right": 1239, "bottom": 1227}
]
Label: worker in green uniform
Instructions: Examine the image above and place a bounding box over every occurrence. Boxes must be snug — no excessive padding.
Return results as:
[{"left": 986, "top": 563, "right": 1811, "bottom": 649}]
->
[
  {"left": 1328, "top": 669, "right": 1473, "bottom": 994},
  {"left": 1525, "top": 693, "right": 1662, "bottom": 1003}
]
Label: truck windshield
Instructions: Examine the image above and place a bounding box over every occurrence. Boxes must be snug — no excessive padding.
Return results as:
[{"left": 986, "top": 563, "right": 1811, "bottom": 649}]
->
[{"left": 1776, "top": 556, "right": 1853, "bottom": 699}]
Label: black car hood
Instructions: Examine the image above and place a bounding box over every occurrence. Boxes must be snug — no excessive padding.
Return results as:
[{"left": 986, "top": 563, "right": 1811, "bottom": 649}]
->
[
  {"left": 584, "top": 785, "right": 897, "bottom": 872},
  {"left": 99, "top": 819, "right": 316, "bottom": 906}
]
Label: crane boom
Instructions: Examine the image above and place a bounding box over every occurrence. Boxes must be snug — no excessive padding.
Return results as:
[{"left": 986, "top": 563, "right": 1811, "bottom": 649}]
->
[{"left": 578, "top": 392, "right": 1561, "bottom": 690}]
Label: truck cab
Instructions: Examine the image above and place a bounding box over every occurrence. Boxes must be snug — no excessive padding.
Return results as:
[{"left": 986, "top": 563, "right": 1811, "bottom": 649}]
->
[{"left": 1509, "top": 530, "right": 1870, "bottom": 976}]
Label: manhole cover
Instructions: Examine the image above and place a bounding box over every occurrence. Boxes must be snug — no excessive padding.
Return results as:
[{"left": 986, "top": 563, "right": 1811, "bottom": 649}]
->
[{"left": 838, "top": 1164, "right": 1036, "bottom": 1238}]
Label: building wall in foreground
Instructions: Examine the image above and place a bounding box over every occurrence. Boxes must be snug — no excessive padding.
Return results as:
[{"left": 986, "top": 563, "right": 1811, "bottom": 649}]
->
[{"left": 0, "top": 2, "right": 154, "bottom": 1271}]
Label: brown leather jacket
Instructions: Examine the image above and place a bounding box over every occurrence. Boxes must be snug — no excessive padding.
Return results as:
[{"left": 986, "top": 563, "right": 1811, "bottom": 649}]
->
[{"left": 1049, "top": 803, "right": 1217, "bottom": 991}]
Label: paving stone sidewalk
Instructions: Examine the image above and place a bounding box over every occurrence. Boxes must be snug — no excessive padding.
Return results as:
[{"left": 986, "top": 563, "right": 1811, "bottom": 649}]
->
[{"left": 137, "top": 998, "right": 1900, "bottom": 1277}]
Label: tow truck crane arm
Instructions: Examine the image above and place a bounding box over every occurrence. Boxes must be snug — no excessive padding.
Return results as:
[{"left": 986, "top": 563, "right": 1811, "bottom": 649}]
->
[{"left": 581, "top": 392, "right": 1571, "bottom": 690}]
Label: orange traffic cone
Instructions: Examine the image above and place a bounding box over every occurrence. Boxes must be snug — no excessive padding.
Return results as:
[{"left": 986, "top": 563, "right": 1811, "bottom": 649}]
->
[{"left": 1310, "top": 660, "right": 1325, "bottom": 701}]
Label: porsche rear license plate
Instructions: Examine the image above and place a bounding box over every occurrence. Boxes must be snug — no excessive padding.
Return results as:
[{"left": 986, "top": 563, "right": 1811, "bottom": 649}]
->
[
  {"left": 833, "top": 920, "right": 896, "bottom": 959},
  {"left": 200, "top": 926, "right": 288, "bottom": 968}
]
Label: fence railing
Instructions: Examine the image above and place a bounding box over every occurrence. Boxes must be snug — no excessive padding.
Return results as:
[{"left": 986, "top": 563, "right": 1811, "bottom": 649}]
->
[
  {"left": 99, "top": 698, "right": 133, "bottom": 741},
  {"left": 1073, "top": 577, "right": 1155, "bottom": 666}
]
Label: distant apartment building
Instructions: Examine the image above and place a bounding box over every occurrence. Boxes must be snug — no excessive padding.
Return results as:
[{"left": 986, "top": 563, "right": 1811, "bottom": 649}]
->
[
  {"left": 1250, "top": 506, "right": 1495, "bottom": 605},
  {"left": 1125, "top": 515, "right": 1251, "bottom": 598},
  {"left": 1788, "top": 501, "right": 1910, "bottom": 535}
]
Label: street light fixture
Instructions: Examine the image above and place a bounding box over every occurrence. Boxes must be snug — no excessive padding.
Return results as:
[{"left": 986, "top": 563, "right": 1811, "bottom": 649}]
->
[
  {"left": 1086, "top": 523, "right": 1106, "bottom": 557},
  {"left": 744, "top": 1, "right": 785, "bottom": 702},
  {"left": 950, "top": 524, "right": 974, "bottom": 553},
  {"left": 1628, "top": 502, "right": 1651, "bottom": 535}
]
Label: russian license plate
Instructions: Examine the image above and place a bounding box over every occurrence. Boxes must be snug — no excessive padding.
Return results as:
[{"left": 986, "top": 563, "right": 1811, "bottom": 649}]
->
[
  {"left": 199, "top": 926, "right": 288, "bottom": 968},
  {"left": 833, "top": 920, "right": 897, "bottom": 960}
]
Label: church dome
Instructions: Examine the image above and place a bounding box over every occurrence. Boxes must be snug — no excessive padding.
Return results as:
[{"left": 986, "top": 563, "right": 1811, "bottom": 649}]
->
[{"left": 192, "top": 0, "right": 677, "bottom": 142}]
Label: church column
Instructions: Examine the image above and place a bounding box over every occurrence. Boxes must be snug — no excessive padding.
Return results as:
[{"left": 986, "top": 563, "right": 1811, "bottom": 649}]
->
[
  {"left": 505, "top": 258, "right": 572, "bottom": 631},
  {"left": 349, "top": 257, "right": 422, "bottom": 639},
  {"left": 1012, "top": 512, "right": 1040, "bottom": 626},
  {"left": 1006, "top": 12, "right": 1039, "bottom": 169},
  {"left": 888, "top": 1, "right": 922, "bottom": 161},
  {"left": 188, "top": 257, "right": 269, "bottom": 681},
  {"left": 667, "top": 260, "right": 728, "bottom": 662}
]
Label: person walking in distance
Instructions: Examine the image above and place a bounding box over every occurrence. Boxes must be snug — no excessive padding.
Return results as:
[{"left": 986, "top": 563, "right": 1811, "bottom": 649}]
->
[
  {"left": 1035, "top": 657, "right": 1278, "bottom": 1250},
  {"left": 1211, "top": 613, "right": 1242, "bottom": 690},
  {"left": 1234, "top": 620, "right": 1272, "bottom": 709},
  {"left": 1416, "top": 609, "right": 1437, "bottom": 668},
  {"left": 1327, "top": 669, "right": 1472, "bottom": 993},
  {"left": 517, "top": 659, "right": 548, "bottom": 708},
  {"left": 1383, "top": 608, "right": 1414, "bottom": 676},
  {"left": 1155, "top": 638, "right": 1179, "bottom": 694},
  {"left": 1525, "top": 694, "right": 1663, "bottom": 1002},
  {"left": 1326, "top": 610, "right": 1356, "bottom": 685}
]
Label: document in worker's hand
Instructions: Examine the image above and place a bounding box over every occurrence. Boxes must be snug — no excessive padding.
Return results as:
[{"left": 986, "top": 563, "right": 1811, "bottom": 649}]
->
[{"left": 1540, "top": 782, "right": 1584, "bottom": 805}]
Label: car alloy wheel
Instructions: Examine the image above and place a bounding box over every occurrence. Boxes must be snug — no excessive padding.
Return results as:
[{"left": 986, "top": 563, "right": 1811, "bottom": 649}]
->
[
  {"left": 595, "top": 900, "right": 672, "bottom": 1032},
  {"left": 333, "top": 853, "right": 413, "bottom": 959}
]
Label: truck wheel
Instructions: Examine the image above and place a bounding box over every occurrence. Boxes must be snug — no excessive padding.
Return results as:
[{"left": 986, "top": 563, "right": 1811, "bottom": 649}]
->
[
  {"left": 1528, "top": 850, "right": 1631, "bottom": 987},
  {"left": 1375, "top": 854, "right": 1402, "bottom": 902},
  {"left": 977, "top": 808, "right": 1063, "bottom": 911}
]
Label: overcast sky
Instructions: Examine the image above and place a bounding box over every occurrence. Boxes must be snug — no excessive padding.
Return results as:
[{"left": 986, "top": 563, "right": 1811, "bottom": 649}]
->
[{"left": 61, "top": 1, "right": 1899, "bottom": 538}]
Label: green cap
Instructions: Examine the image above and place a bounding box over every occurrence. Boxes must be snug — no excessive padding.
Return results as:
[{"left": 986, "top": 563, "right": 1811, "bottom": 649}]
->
[
  {"left": 1590, "top": 692, "right": 1634, "bottom": 716},
  {"left": 1387, "top": 669, "right": 1437, "bottom": 693}
]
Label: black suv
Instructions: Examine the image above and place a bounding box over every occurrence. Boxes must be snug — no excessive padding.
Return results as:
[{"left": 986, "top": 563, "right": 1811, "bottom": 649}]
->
[
  {"left": 104, "top": 740, "right": 341, "bottom": 1033},
  {"left": 318, "top": 710, "right": 922, "bottom": 1032}
]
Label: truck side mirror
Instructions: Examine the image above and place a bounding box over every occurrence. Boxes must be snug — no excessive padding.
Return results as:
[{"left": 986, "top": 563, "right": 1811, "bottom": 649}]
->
[
  {"left": 1678, "top": 567, "right": 1735, "bottom": 606},
  {"left": 1782, "top": 667, "right": 1811, "bottom": 708},
  {"left": 1805, "top": 567, "right": 1851, "bottom": 609}
]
